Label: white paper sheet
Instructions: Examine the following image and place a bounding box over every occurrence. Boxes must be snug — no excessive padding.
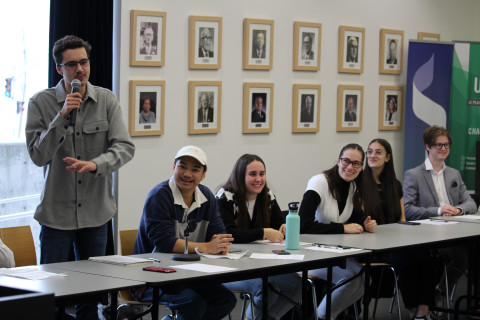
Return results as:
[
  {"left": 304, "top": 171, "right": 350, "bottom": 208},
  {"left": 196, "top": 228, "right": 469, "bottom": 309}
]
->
[
  {"left": 305, "top": 246, "right": 363, "bottom": 253},
  {"left": 451, "top": 215, "right": 480, "bottom": 220},
  {"left": 194, "top": 248, "right": 248, "bottom": 260},
  {"left": 249, "top": 253, "right": 304, "bottom": 260},
  {"left": 254, "top": 240, "right": 311, "bottom": 246},
  {"left": 88, "top": 255, "right": 152, "bottom": 265},
  {"left": 169, "top": 263, "right": 237, "bottom": 273},
  {"left": 415, "top": 219, "right": 459, "bottom": 225},
  {"left": 1, "top": 266, "right": 66, "bottom": 280}
]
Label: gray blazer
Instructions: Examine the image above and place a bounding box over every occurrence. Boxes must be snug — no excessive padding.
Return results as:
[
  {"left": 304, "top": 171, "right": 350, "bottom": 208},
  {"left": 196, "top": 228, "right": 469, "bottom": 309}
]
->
[{"left": 403, "top": 163, "right": 477, "bottom": 220}]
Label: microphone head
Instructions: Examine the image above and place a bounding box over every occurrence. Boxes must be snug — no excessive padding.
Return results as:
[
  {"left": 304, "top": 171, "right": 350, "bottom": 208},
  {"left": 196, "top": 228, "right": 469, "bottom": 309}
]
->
[{"left": 71, "top": 79, "right": 81, "bottom": 93}]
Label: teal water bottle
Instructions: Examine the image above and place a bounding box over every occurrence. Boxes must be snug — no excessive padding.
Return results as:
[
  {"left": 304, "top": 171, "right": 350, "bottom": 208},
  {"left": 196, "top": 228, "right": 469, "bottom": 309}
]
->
[{"left": 285, "top": 202, "right": 300, "bottom": 250}]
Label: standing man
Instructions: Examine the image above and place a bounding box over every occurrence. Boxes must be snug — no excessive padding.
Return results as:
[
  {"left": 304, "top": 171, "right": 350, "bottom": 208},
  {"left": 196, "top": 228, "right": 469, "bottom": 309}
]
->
[
  {"left": 403, "top": 125, "right": 477, "bottom": 316},
  {"left": 25, "top": 35, "right": 135, "bottom": 319},
  {"left": 344, "top": 96, "right": 357, "bottom": 122},
  {"left": 134, "top": 146, "right": 236, "bottom": 319}
]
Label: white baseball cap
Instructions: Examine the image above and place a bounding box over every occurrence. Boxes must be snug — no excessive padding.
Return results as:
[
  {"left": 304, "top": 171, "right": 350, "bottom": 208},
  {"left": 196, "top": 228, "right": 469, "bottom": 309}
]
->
[{"left": 174, "top": 146, "right": 208, "bottom": 168}]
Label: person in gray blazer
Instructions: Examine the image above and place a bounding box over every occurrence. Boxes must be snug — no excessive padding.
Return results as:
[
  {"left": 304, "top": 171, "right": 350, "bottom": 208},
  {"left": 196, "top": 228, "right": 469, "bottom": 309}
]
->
[
  {"left": 403, "top": 125, "right": 478, "bottom": 319},
  {"left": 403, "top": 125, "right": 477, "bottom": 219}
]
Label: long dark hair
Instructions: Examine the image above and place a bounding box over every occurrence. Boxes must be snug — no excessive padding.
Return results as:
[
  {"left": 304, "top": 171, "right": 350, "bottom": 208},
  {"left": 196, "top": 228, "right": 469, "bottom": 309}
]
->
[
  {"left": 221, "top": 154, "right": 271, "bottom": 229},
  {"left": 323, "top": 143, "right": 364, "bottom": 211},
  {"left": 363, "top": 138, "right": 402, "bottom": 224}
]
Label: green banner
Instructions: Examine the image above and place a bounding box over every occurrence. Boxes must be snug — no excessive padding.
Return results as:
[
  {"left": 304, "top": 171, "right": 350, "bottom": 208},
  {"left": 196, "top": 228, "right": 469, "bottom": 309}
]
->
[{"left": 449, "top": 42, "right": 480, "bottom": 190}]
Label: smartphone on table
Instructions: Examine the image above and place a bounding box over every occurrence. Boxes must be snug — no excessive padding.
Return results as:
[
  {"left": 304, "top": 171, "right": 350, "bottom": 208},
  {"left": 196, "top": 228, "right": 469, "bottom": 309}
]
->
[
  {"left": 397, "top": 221, "right": 420, "bottom": 226},
  {"left": 143, "top": 266, "right": 177, "bottom": 273}
]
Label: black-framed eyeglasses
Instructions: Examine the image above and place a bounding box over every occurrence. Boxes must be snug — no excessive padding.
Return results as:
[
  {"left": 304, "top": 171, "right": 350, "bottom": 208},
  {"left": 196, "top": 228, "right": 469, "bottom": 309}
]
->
[
  {"left": 432, "top": 143, "right": 451, "bottom": 150},
  {"left": 366, "top": 149, "right": 385, "bottom": 156},
  {"left": 201, "top": 36, "right": 212, "bottom": 41},
  {"left": 59, "top": 59, "right": 89, "bottom": 70},
  {"left": 340, "top": 158, "right": 363, "bottom": 169}
]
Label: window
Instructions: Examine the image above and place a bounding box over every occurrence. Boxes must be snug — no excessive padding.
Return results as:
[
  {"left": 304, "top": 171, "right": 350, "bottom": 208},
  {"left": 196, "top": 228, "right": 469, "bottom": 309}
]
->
[{"left": 0, "top": 0, "right": 50, "bottom": 260}]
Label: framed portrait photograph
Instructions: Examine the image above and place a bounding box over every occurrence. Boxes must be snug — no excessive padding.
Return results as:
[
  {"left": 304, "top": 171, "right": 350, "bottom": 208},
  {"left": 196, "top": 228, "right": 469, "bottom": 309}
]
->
[
  {"left": 379, "top": 28, "right": 404, "bottom": 74},
  {"left": 292, "top": 84, "right": 321, "bottom": 133},
  {"left": 338, "top": 25, "right": 365, "bottom": 74},
  {"left": 379, "top": 85, "right": 403, "bottom": 131},
  {"left": 336, "top": 85, "right": 363, "bottom": 132},
  {"left": 243, "top": 18, "right": 274, "bottom": 70},
  {"left": 243, "top": 82, "right": 274, "bottom": 133},
  {"left": 189, "top": 16, "right": 222, "bottom": 70},
  {"left": 293, "top": 22, "right": 322, "bottom": 71},
  {"left": 418, "top": 32, "right": 440, "bottom": 41},
  {"left": 130, "top": 10, "right": 166, "bottom": 67},
  {"left": 129, "top": 80, "right": 165, "bottom": 136},
  {"left": 188, "top": 81, "right": 222, "bottom": 134}
]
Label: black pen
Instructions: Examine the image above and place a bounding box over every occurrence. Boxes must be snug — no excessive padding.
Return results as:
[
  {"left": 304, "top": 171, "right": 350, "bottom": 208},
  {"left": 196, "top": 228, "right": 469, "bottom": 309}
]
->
[
  {"left": 313, "top": 243, "right": 351, "bottom": 250},
  {"left": 149, "top": 258, "right": 161, "bottom": 263}
]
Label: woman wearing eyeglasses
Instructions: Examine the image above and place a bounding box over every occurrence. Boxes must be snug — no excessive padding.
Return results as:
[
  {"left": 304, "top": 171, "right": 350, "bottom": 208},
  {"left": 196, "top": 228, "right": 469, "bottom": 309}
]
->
[{"left": 299, "top": 143, "right": 376, "bottom": 320}]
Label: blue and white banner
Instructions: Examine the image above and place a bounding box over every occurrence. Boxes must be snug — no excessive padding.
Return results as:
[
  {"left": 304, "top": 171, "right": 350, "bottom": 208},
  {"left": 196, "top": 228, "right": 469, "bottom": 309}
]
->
[{"left": 404, "top": 41, "right": 454, "bottom": 172}]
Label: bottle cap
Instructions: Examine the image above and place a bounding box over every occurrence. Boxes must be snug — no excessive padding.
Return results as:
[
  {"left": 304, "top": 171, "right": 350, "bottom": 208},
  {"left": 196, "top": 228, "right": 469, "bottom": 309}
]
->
[{"left": 288, "top": 202, "right": 299, "bottom": 211}]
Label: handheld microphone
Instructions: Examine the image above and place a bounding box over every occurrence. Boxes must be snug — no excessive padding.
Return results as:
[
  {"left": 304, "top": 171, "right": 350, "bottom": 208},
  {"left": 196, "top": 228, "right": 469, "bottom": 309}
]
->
[{"left": 69, "top": 79, "right": 81, "bottom": 126}]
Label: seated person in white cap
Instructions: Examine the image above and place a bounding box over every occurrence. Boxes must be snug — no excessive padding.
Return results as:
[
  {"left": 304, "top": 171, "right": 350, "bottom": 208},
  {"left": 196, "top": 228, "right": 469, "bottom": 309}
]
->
[{"left": 133, "top": 145, "right": 236, "bottom": 320}]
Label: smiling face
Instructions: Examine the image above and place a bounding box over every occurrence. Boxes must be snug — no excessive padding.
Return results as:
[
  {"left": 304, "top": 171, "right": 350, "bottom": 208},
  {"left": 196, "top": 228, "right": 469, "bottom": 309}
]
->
[
  {"left": 338, "top": 148, "right": 363, "bottom": 182},
  {"left": 173, "top": 156, "right": 206, "bottom": 197},
  {"left": 367, "top": 141, "right": 391, "bottom": 172},
  {"left": 245, "top": 160, "right": 266, "bottom": 200},
  {"left": 142, "top": 98, "right": 151, "bottom": 113},
  {"left": 388, "top": 97, "right": 396, "bottom": 112},
  {"left": 427, "top": 135, "right": 450, "bottom": 164},
  {"left": 56, "top": 47, "right": 90, "bottom": 93}
]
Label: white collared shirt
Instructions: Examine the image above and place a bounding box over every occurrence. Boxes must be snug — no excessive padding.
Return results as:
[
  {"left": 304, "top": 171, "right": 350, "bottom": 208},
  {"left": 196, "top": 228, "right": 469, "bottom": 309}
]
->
[
  {"left": 425, "top": 158, "right": 450, "bottom": 215},
  {"left": 169, "top": 177, "right": 208, "bottom": 222}
]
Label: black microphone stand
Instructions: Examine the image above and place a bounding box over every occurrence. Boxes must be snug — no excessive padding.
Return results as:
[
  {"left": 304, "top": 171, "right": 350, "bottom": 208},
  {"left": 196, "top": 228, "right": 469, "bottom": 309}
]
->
[{"left": 172, "top": 220, "right": 201, "bottom": 261}]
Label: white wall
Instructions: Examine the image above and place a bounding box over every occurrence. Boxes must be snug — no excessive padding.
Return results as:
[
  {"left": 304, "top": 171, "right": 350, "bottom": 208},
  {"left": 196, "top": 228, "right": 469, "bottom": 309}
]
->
[{"left": 115, "top": 0, "right": 480, "bottom": 231}]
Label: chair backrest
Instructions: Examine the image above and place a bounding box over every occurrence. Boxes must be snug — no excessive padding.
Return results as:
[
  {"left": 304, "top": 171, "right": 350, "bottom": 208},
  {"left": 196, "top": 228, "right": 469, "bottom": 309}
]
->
[
  {"left": 0, "top": 226, "right": 36, "bottom": 267},
  {"left": 119, "top": 229, "right": 138, "bottom": 256}
]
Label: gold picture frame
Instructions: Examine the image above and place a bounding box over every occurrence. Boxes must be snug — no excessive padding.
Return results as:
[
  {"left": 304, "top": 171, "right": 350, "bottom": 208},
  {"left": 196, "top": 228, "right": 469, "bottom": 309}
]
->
[
  {"left": 129, "top": 80, "right": 165, "bottom": 136},
  {"left": 336, "top": 85, "right": 363, "bottom": 132},
  {"left": 379, "top": 28, "right": 404, "bottom": 75},
  {"left": 338, "top": 25, "right": 365, "bottom": 74},
  {"left": 189, "top": 16, "right": 222, "bottom": 70},
  {"left": 292, "top": 84, "right": 321, "bottom": 133},
  {"left": 243, "top": 82, "right": 274, "bottom": 133},
  {"left": 129, "top": 10, "right": 166, "bottom": 67},
  {"left": 243, "top": 18, "right": 274, "bottom": 70},
  {"left": 188, "top": 81, "right": 222, "bottom": 134},
  {"left": 379, "top": 85, "right": 403, "bottom": 131},
  {"left": 418, "top": 32, "right": 440, "bottom": 41},
  {"left": 293, "top": 21, "right": 322, "bottom": 71}
]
